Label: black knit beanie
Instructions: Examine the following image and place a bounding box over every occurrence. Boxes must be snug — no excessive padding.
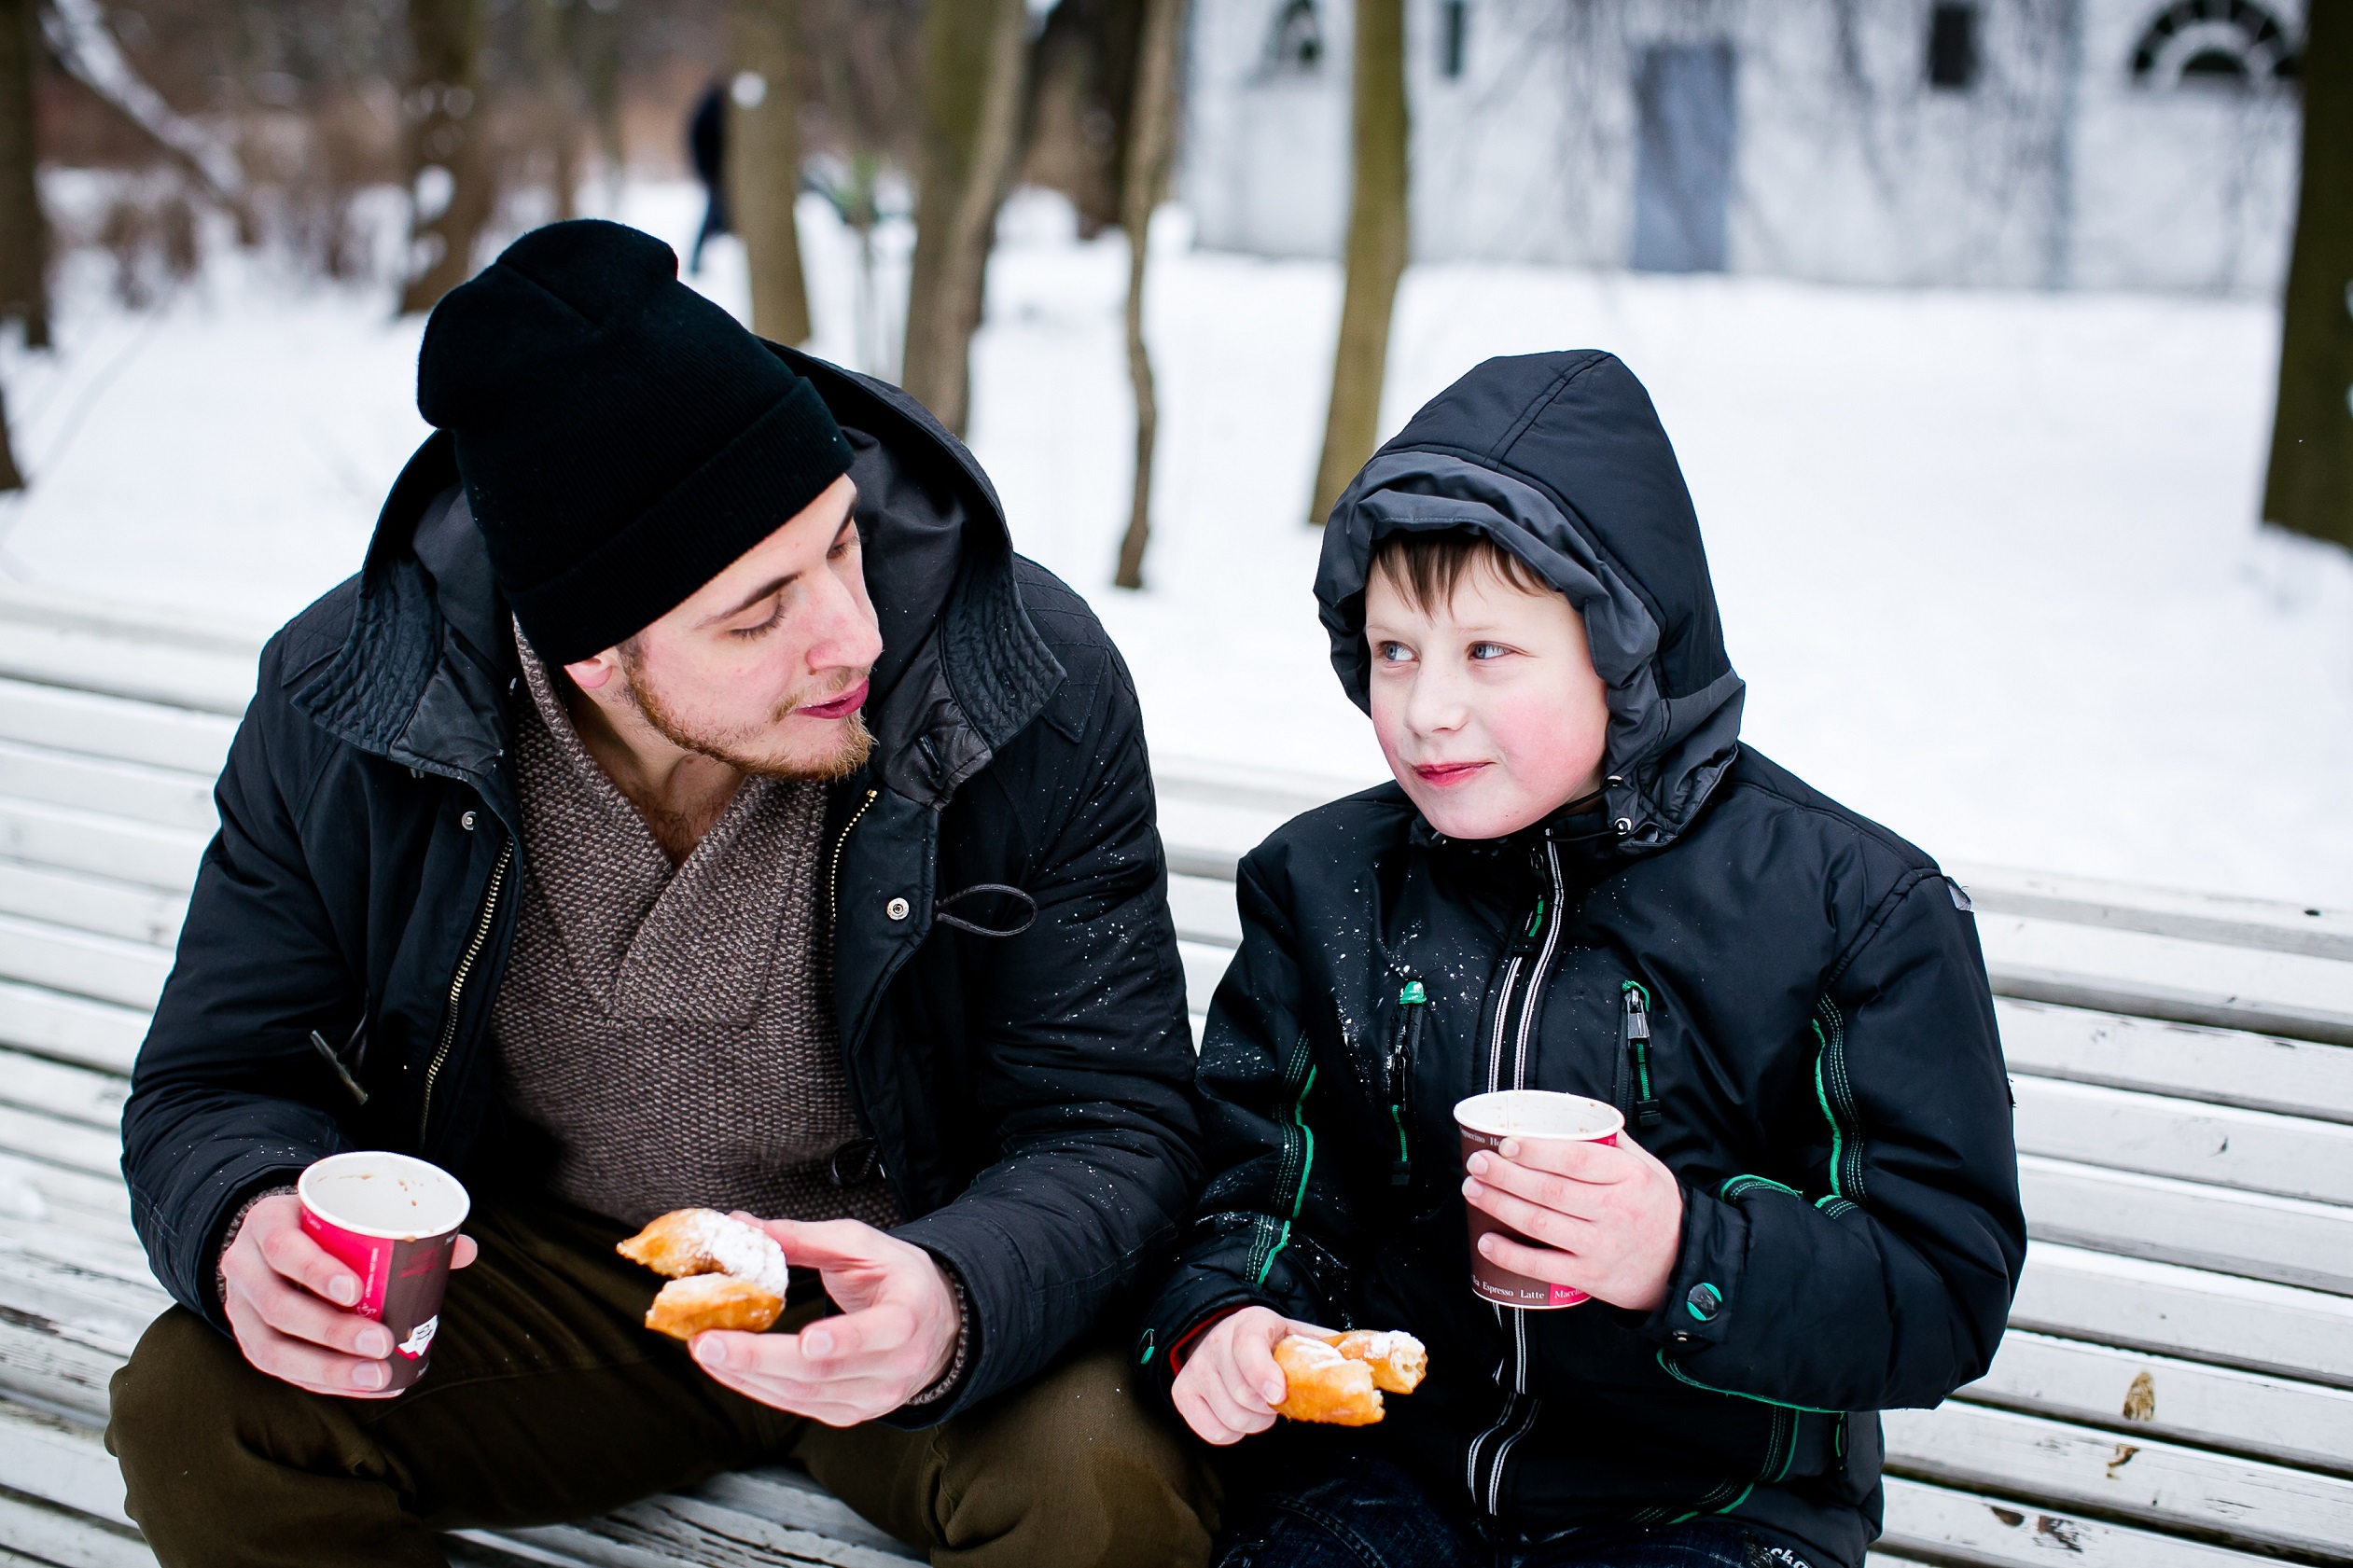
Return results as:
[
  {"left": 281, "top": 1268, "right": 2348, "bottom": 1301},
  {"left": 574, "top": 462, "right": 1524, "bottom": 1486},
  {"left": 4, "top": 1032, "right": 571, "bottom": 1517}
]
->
[{"left": 415, "top": 219, "right": 853, "bottom": 666}]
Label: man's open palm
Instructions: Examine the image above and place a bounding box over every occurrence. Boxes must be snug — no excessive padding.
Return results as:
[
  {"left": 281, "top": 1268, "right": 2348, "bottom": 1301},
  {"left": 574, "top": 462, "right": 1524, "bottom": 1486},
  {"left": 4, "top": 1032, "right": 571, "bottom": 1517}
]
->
[{"left": 688, "top": 1215, "right": 961, "bottom": 1426}]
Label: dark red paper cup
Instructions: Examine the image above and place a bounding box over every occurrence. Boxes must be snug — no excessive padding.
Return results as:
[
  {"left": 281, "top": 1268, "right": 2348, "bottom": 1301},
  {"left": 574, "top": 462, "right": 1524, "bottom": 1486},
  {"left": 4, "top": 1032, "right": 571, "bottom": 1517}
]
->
[
  {"left": 1455, "top": 1089, "right": 1624, "bottom": 1310},
  {"left": 297, "top": 1151, "right": 470, "bottom": 1391}
]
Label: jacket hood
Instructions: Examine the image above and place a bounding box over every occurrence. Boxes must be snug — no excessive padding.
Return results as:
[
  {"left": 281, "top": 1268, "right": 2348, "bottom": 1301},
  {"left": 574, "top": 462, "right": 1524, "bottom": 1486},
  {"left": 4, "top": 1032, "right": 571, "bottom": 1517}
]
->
[
  {"left": 291, "top": 343, "right": 1061, "bottom": 822},
  {"left": 1316, "top": 351, "right": 1744, "bottom": 853}
]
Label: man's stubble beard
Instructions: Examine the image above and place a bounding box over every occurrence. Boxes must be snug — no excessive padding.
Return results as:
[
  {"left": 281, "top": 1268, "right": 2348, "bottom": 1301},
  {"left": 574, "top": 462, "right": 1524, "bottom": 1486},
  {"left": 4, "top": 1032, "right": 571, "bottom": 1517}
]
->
[{"left": 620, "top": 648, "right": 875, "bottom": 784}]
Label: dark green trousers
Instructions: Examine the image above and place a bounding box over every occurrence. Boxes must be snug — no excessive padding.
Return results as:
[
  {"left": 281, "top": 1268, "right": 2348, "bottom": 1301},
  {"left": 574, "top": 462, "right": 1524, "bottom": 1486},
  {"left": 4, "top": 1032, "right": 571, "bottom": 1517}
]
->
[{"left": 107, "top": 1197, "right": 1216, "bottom": 1568}]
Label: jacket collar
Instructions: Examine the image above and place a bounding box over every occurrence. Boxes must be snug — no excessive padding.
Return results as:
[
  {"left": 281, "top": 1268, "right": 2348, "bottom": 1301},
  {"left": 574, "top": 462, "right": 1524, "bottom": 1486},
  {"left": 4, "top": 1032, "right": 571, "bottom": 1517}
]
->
[{"left": 290, "top": 352, "right": 1062, "bottom": 822}]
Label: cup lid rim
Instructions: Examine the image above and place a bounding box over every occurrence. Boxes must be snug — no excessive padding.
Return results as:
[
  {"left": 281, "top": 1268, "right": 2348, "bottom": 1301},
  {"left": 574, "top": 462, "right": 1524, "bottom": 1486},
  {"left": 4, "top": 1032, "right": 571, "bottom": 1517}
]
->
[
  {"left": 298, "top": 1151, "right": 471, "bottom": 1239},
  {"left": 1452, "top": 1089, "right": 1625, "bottom": 1139}
]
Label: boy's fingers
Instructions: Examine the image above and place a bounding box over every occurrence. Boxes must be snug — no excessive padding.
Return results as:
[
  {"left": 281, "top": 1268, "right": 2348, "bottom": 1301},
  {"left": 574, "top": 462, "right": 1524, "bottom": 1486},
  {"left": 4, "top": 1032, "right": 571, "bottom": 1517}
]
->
[
  {"left": 1174, "top": 1382, "right": 1240, "bottom": 1446},
  {"left": 1465, "top": 1180, "right": 1594, "bottom": 1249},
  {"left": 1471, "top": 1156, "right": 1605, "bottom": 1221},
  {"left": 1479, "top": 1229, "right": 1584, "bottom": 1285},
  {"left": 451, "top": 1234, "right": 479, "bottom": 1270},
  {"left": 1196, "top": 1366, "right": 1264, "bottom": 1436},
  {"left": 1232, "top": 1322, "right": 1288, "bottom": 1406},
  {"left": 1490, "top": 1138, "right": 1626, "bottom": 1184}
]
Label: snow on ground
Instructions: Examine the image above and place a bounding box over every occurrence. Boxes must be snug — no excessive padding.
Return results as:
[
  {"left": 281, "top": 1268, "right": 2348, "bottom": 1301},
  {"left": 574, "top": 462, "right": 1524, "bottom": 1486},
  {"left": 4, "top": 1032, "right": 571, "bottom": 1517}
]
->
[{"left": 2, "top": 180, "right": 2348, "bottom": 906}]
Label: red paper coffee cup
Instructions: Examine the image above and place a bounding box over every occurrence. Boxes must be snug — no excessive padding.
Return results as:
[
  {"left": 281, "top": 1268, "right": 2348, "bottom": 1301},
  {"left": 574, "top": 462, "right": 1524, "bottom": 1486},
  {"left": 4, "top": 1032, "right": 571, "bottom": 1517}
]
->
[
  {"left": 1455, "top": 1090, "right": 1625, "bottom": 1310},
  {"left": 297, "top": 1151, "right": 470, "bottom": 1391}
]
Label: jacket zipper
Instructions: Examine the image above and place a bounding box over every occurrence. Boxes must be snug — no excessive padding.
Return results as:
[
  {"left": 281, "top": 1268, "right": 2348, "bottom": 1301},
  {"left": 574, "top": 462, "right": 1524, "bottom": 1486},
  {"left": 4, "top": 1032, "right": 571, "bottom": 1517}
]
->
[
  {"left": 1623, "top": 980, "right": 1662, "bottom": 1131},
  {"left": 1466, "top": 839, "right": 1568, "bottom": 1521},
  {"left": 1385, "top": 979, "right": 1427, "bottom": 1186},
  {"left": 417, "top": 838, "right": 513, "bottom": 1145},
  {"left": 828, "top": 786, "right": 880, "bottom": 924}
]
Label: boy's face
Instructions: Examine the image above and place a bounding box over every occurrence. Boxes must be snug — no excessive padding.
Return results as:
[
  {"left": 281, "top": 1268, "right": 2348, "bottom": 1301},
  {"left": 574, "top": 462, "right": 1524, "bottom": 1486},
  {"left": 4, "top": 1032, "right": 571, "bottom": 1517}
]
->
[{"left": 1365, "top": 557, "right": 1610, "bottom": 840}]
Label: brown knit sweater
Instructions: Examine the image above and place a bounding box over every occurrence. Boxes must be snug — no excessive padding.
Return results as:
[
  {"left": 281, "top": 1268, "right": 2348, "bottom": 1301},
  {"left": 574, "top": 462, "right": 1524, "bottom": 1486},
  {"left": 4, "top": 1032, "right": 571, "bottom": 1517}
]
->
[{"left": 491, "top": 637, "right": 899, "bottom": 1232}]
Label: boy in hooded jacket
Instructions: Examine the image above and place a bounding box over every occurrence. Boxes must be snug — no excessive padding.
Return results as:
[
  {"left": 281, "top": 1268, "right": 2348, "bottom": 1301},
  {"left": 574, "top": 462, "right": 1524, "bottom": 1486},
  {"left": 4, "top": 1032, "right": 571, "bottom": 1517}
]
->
[{"left": 1142, "top": 353, "right": 2025, "bottom": 1568}]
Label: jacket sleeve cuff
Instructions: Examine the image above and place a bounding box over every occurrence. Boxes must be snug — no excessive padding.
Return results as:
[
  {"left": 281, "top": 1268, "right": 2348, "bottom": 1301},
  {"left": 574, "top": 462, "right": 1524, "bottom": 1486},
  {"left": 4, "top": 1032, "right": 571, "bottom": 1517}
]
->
[
  {"left": 211, "top": 1184, "right": 300, "bottom": 1313},
  {"left": 1633, "top": 1182, "right": 1747, "bottom": 1353},
  {"left": 902, "top": 1256, "right": 975, "bottom": 1409}
]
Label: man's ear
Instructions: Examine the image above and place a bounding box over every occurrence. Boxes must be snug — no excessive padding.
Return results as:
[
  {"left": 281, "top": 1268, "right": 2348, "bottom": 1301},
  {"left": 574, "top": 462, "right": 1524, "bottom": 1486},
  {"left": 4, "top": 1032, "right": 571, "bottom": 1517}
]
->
[{"left": 564, "top": 649, "right": 623, "bottom": 692}]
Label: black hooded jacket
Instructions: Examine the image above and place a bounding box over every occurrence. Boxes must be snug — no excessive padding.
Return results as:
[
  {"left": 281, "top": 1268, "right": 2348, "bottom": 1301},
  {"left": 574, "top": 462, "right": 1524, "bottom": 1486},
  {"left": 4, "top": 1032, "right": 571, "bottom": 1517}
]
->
[
  {"left": 121, "top": 349, "right": 1203, "bottom": 1422},
  {"left": 1141, "top": 353, "right": 2023, "bottom": 1566}
]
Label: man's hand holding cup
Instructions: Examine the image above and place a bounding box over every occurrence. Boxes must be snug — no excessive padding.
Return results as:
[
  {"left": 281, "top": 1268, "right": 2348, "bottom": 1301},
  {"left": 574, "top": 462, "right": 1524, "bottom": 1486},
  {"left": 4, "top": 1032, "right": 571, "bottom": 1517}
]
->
[{"left": 223, "top": 1155, "right": 478, "bottom": 1398}]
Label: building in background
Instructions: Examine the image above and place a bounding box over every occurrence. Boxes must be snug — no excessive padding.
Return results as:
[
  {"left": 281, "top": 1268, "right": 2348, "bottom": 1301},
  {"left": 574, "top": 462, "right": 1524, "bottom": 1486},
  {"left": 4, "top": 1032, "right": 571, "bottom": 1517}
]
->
[{"left": 1181, "top": 0, "right": 2303, "bottom": 294}]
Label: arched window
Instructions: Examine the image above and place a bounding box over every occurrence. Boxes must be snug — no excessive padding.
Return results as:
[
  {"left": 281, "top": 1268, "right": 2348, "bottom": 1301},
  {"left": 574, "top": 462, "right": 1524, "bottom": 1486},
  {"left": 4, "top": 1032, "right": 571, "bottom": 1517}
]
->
[
  {"left": 2128, "top": 0, "right": 2299, "bottom": 89},
  {"left": 1269, "top": 0, "right": 1324, "bottom": 74}
]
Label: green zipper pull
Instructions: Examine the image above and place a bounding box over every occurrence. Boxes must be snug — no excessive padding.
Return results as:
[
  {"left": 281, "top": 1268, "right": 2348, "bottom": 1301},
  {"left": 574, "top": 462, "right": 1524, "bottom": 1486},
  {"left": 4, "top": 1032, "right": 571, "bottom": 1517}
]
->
[
  {"left": 1622, "top": 980, "right": 1662, "bottom": 1131},
  {"left": 1386, "top": 980, "right": 1427, "bottom": 1186}
]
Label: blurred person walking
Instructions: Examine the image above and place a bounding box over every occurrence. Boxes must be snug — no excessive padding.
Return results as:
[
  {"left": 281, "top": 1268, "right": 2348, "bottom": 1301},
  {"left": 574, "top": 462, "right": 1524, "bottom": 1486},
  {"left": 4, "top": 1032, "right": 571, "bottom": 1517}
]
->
[{"left": 689, "top": 80, "right": 731, "bottom": 274}]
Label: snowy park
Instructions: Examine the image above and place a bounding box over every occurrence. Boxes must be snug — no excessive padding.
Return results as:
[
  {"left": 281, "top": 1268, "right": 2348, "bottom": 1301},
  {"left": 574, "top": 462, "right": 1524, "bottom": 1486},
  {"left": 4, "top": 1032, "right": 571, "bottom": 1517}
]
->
[
  {"left": 3, "top": 179, "right": 2348, "bottom": 904},
  {"left": 3, "top": 5, "right": 2353, "bottom": 1566}
]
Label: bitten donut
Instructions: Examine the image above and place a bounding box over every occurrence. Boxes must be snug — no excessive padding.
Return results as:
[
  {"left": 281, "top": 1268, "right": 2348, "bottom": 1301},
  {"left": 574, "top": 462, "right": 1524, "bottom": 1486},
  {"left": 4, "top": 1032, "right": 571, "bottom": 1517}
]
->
[
  {"left": 617, "top": 1208, "right": 790, "bottom": 1340},
  {"left": 1327, "top": 1329, "right": 1427, "bottom": 1395},
  {"left": 1272, "top": 1336, "right": 1384, "bottom": 1426},
  {"left": 1270, "top": 1327, "right": 1431, "bottom": 1425}
]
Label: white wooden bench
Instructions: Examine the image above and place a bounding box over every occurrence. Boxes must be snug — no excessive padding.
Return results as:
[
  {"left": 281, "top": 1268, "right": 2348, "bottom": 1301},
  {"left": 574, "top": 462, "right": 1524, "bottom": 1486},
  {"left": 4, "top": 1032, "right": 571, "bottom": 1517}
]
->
[{"left": 1, "top": 581, "right": 2349, "bottom": 1567}]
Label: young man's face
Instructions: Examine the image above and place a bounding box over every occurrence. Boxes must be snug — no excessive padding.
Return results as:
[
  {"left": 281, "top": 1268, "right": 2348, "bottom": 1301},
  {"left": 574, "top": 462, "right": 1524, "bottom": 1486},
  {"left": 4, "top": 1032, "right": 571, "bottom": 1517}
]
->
[
  {"left": 567, "top": 474, "right": 883, "bottom": 780},
  {"left": 1364, "top": 555, "right": 1610, "bottom": 840}
]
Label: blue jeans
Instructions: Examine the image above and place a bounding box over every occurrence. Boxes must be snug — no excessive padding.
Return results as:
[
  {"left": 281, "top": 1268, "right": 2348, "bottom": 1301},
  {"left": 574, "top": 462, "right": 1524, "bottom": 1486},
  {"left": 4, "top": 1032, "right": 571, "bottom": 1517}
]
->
[{"left": 1213, "top": 1457, "right": 1813, "bottom": 1568}]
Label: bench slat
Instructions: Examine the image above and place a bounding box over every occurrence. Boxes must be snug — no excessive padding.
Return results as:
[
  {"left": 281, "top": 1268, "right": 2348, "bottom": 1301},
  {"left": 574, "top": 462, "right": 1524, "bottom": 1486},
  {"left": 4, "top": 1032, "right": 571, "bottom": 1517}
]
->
[
  {"left": 0, "top": 1488, "right": 153, "bottom": 1568},
  {"left": 0, "top": 679, "right": 235, "bottom": 779},
  {"left": 1177, "top": 939, "right": 1229, "bottom": 1021},
  {"left": 0, "top": 1104, "right": 133, "bottom": 1181},
  {"left": 0, "top": 1310, "right": 135, "bottom": 1422},
  {"left": 0, "top": 863, "right": 185, "bottom": 951},
  {"left": 2012, "top": 1245, "right": 2353, "bottom": 1388},
  {"left": 0, "top": 1396, "right": 132, "bottom": 1526},
  {"left": 488, "top": 1500, "right": 914, "bottom": 1568},
  {"left": 0, "top": 1048, "right": 131, "bottom": 1134},
  {"left": 0, "top": 742, "right": 216, "bottom": 834},
  {"left": 0, "top": 798, "right": 205, "bottom": 895},
  {"left": 1165, "top": 871, "right": 1241, "bottom": 950},
  {"left": 1882, "top": 1403, "right": 2353, "bottom": 1560},
  {"left": 0, "top": 625, "right": 254, "bottom": 719},
  {"left": 0, "top": 917, "right": 173, "bottom": 1014},
  {"left": 0, "top": 1154, "right": 134, "bottom": 1228},
  {"left": 1961, "top": 1331, "right": 2353, "bottom": 1478},
  {"left": 1952, "top": 863, "right": 2353, "bottom": 965},
  {"left": 2019, "top": 1157, "right": 2353, "bottom": 1297},
  {"left": 0, "top": 981, "right": 148, "bottom": 1075},
  {"left": 1998, "top": 1000, "right": 2353, "bottom": 1125},
  {"left": 2012, "top": 1076, "right": 2353, "bottom": 1204},
  {"left": 1876, "top": 1476, "right": 2283, "bottom": 1568}
]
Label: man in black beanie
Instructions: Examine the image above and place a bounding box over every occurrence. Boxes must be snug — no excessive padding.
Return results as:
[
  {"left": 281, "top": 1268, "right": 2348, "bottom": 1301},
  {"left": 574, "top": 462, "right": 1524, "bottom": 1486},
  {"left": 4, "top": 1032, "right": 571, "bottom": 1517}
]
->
[{"left": 107, "top": 220, "right": 1215, "bottom": 1566}]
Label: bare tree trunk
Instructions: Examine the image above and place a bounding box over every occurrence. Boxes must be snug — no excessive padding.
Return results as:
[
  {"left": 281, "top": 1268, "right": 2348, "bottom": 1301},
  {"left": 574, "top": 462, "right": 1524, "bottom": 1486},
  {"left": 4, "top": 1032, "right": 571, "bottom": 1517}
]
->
[
  {"left": 530, "top": 0, "right": 584, "bottom": 222},
  {"left": 398, "top": 0, "right": 497, "bottom": 315},
  {"left": 580, "top": 0, "right": 625, "bottom": 205},
  {"left": 2262, "top": 1, "right": 2353, "bottom": 549},
  {"left": 0, "top": 0, "right": 49, "bottom": 350},
  {"left": 900, "top": 0, "right": 1030, "bottom": 437},
  {"left": 1112, "top": 0, "right": 1184, "bottom": 590},
  {"left": 1309, "top": 0, "right": 1407, "bottom": 527},
  {"left": 731, "top": 0, "right": 813, "bottom": 344}
]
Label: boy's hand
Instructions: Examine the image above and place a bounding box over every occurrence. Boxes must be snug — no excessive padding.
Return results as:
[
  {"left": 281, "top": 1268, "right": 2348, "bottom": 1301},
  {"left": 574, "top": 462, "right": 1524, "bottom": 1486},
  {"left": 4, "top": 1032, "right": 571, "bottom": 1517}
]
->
[
  {"left": 1170, "top": 1305, "right": 1331, "bottom": 1446},
  {"left": 220, "top": 1193, "right": 478, "bottom": 1398},
  {"left": 1462, "top": 1133, "right": 1684, "bottom": 1311}
]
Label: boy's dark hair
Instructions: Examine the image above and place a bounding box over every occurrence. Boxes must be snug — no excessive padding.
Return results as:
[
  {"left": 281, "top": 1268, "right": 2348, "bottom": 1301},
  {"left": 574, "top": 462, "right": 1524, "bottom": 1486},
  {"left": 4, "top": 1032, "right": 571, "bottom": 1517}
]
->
[{"left": 1369, "top": 527, "right": 1549, "bottom": 614}]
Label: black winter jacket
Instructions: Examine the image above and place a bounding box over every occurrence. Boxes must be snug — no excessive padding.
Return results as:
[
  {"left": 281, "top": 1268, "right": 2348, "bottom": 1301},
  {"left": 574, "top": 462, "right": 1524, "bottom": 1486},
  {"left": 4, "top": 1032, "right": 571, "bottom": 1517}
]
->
[
  {"left": 1143, "top": 353, "right": 2024, "bottom": 1567},
  {"left": 123, "top": 349, "right": 1203, "bottom": 1423}
]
